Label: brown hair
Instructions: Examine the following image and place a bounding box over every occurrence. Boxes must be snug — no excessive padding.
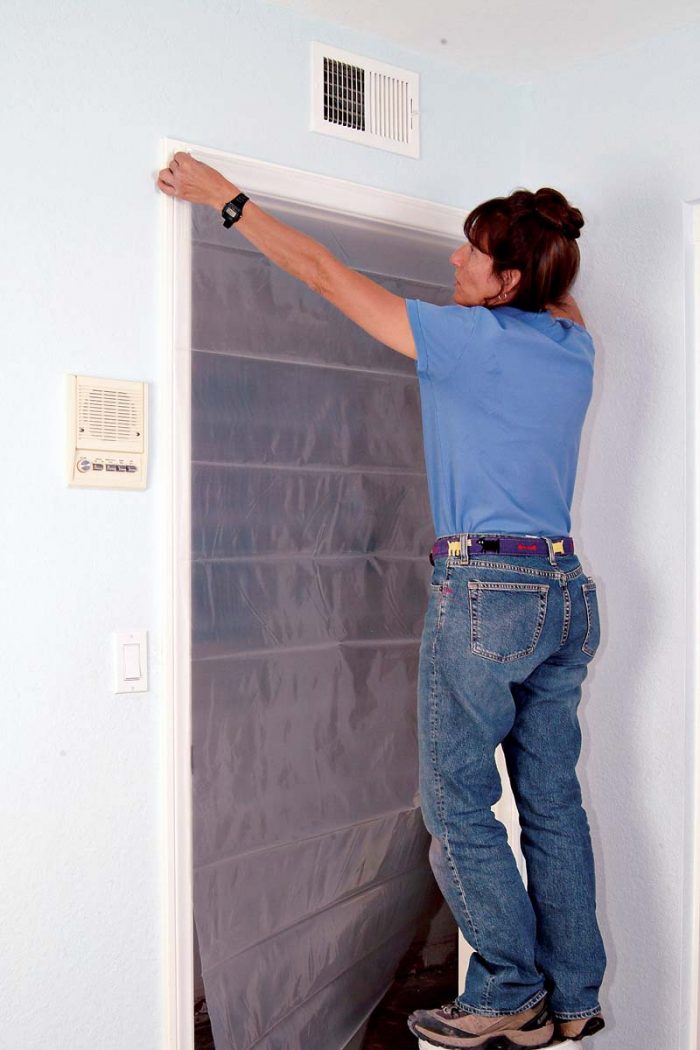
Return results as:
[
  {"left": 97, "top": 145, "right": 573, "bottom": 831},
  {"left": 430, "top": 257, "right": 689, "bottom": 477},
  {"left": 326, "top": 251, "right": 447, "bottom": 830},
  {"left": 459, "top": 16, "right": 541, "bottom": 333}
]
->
[{"left": 463, "top": 187, "right": 584, "bottom": 311}]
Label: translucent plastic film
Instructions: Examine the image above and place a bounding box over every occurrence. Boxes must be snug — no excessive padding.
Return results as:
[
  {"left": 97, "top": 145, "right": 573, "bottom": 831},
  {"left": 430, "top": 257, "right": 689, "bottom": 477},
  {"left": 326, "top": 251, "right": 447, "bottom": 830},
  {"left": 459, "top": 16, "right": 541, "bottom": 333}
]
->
[{"left": 190, "top": 200, "right": 458, "bottom": 1049}]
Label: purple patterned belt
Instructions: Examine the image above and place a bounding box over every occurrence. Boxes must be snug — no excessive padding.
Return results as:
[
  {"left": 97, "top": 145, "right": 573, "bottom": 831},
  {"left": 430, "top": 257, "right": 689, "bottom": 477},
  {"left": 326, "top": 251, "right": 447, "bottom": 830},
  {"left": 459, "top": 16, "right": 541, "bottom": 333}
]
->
[{"left": 430, "top": 533, "right": 575, "bottom": 563}]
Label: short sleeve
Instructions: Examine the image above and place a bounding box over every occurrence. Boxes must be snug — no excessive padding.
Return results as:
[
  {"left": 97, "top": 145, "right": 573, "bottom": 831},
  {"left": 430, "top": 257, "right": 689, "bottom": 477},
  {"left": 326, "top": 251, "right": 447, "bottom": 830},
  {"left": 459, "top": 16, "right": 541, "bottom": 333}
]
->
[{"left": 406, "top": 300, "right": 478, "bottom": 380}]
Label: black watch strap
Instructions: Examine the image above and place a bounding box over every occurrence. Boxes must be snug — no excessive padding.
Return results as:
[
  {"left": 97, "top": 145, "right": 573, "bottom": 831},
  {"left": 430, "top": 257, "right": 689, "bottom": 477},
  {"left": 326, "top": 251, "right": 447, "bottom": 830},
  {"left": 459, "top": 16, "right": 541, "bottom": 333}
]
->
[{"left": 221, "top": 192, "right": 249, "bottom": 228}]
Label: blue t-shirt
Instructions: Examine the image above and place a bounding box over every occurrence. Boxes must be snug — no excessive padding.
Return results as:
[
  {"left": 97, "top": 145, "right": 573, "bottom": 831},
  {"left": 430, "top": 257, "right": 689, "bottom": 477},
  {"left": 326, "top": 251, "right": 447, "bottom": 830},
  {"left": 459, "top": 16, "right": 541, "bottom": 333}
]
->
[{"left": 405, "top": 301, "right": 595, "bottom": 539}]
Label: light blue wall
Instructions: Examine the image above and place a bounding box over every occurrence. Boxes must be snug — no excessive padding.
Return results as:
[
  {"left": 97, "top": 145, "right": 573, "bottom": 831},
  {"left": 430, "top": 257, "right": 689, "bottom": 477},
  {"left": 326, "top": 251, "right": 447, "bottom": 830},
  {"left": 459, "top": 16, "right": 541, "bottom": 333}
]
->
[
  {"left": 8, "top": 1, "right": 695, "bottom": 1045},
  {"left": 522, "top": 24, "right": 700, "bottom": 1050},
  {"left": 0, "top": 2, "right": 522, "bottom": 1047}
]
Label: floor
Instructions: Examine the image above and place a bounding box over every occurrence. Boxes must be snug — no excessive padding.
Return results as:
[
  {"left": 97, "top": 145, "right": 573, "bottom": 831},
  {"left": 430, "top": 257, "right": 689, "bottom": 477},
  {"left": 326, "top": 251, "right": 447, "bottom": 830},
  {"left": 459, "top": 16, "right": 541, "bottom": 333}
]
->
[{"left": 194, "top": 998, "right": 215, "bottom": 1050}]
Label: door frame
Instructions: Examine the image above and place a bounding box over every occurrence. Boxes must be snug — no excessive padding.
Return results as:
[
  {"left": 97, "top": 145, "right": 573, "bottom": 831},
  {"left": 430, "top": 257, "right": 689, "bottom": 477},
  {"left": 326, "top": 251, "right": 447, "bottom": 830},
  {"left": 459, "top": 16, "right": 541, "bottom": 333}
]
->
[
  {"left": 682, "top": 200, "right": 700, "bottom": 1050},
  {"left": 159, "top": 137, "right": 521, "bottom": 1049}
]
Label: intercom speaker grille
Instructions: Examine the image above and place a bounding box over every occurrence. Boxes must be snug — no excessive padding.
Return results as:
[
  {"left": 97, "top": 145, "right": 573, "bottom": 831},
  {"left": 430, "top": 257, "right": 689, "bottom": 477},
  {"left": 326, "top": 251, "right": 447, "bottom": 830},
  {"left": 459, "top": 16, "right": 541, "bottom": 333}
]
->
[
  {"left": 312, "top": 43, "right": 419, "bottom": 158},
  {"left": 76, "top": 378, "right": 144, "bottom": 453}
]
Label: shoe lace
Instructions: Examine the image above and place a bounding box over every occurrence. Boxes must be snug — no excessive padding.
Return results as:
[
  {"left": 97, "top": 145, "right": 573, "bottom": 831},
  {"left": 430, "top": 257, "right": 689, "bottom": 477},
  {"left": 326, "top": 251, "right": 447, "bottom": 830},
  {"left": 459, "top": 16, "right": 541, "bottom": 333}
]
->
[{"left": 441, "top": 1000, "right": 465, "bottom": 1019}]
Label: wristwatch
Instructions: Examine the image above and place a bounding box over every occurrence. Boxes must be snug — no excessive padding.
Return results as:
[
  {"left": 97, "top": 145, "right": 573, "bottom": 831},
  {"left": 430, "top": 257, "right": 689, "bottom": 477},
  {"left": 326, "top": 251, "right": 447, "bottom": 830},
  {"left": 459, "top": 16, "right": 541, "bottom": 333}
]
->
[{"left": 221, "top": 193, "right": 249, "bottom": 228}]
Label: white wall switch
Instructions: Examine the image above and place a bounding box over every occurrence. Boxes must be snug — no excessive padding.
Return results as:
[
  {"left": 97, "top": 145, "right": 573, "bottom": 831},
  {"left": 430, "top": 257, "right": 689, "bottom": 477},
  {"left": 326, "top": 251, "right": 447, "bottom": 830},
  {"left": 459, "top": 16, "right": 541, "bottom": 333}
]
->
[{"left": 113, "top": 631, "right": 148, "bottom": 693}]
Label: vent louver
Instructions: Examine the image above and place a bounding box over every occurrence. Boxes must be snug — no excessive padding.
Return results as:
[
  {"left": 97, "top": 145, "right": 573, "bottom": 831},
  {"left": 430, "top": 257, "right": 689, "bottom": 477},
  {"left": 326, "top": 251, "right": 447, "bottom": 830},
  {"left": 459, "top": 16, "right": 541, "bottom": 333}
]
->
[
  {"left": 324, "top": 57, "right": 365, "bottom": 131},
  {"left": 312, "top": 43, "right": 419, "bottom": 158}
]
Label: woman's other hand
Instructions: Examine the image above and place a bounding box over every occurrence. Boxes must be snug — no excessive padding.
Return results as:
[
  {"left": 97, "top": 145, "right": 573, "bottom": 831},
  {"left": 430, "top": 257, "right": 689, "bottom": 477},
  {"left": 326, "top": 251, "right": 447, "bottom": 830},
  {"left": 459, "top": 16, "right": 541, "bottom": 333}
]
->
[
  {"left": 547, "top": 293, "right": 586, "bottom": 328},
  {"left": 157, "top": 152, "right": 237, "bottom": 211}
]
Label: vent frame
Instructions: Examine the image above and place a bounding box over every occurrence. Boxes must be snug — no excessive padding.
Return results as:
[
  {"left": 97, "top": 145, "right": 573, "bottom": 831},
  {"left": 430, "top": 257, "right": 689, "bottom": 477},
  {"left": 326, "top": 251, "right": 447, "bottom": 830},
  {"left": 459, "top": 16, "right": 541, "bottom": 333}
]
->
[{"left": 311, "top": 42, "right": 420, "bottom": 158}]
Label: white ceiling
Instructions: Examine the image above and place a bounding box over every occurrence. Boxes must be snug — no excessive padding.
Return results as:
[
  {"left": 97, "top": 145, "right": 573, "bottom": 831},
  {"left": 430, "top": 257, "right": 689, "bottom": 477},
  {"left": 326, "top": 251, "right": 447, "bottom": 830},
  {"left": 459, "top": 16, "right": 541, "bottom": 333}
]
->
[{"left": 269, "top": 0, "right": 700, "bottom": 81}]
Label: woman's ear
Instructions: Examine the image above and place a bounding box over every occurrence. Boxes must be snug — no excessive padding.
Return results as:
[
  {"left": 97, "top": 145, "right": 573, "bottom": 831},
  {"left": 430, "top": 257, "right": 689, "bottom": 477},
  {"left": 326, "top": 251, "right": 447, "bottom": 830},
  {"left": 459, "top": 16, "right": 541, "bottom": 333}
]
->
[{"left": 502, "top": 269, "right": 522, "bottom": 296}]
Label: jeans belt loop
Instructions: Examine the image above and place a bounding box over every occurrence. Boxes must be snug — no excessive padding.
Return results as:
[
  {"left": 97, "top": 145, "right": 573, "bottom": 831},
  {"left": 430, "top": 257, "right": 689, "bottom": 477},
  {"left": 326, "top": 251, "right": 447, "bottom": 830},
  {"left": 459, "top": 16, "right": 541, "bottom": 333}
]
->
[
  {"left": 460, "top": 533, "right": 470, "bottom": 564},
  {"left": 543, "top": 536, "right": 558, "bottom": 566}
]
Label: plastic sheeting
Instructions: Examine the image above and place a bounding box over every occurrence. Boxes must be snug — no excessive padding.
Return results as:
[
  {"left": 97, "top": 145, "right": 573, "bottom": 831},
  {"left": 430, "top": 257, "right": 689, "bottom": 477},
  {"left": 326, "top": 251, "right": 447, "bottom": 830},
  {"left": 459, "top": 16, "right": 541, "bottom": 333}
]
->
[{"left": 191, "top": 198, "right": 458, "bottom": 1050}]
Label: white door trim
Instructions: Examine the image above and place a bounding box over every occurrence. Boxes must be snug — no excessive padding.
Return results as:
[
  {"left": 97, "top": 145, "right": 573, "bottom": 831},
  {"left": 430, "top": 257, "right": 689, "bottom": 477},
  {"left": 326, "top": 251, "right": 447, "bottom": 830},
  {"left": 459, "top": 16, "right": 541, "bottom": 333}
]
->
[
  {"left": 160, "top": 137, "right": 195, "bottom": 1050},
  {"left": 159, "top": 138, "right": 519, "bottom": 1049},
  {"left": 161, "top": 139, "right": 465, "bottom": 236},
  {"left": 682, "top": 200, "right": 700, "bottom": 1050}
]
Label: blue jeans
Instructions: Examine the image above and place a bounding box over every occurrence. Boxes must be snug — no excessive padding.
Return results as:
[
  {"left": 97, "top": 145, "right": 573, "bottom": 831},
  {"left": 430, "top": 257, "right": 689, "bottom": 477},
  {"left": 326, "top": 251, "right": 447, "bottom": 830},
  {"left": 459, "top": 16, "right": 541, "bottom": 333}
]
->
[{"left": 417, "top": 542, "right": 607, "bottom": 1021}]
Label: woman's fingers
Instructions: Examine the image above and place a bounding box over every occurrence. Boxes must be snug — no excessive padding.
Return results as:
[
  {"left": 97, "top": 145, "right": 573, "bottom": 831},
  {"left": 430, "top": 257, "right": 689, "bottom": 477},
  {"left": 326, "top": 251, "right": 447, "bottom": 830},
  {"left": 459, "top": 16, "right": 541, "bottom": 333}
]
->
[
  {"left": 157, "top": 160, "right": 195, "bottom": 199},
  {"left": 155, "top": 152, "right": 236, "bottom": 208},
  {"left": 157, "top": 173, "right": 177, "bottom": 196},
  {"left": 157, "top": 167, "right": 177, "bottom": 193},
  {"left": 156, "top": 153, "right": 190, "bottom": 197}
]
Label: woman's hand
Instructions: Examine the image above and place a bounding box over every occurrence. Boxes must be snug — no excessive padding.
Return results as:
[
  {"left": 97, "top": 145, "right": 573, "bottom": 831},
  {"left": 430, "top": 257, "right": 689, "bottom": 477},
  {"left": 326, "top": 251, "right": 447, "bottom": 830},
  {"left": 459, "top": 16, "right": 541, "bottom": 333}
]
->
[{"left": 157, "top": 152, "right": 237, "bottom": 211}]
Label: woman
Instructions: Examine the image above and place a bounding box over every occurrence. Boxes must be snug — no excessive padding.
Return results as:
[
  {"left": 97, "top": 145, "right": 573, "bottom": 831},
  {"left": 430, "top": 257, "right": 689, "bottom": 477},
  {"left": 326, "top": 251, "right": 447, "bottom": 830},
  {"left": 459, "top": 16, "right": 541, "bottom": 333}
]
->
[{"left": 158, "top": 154, "right": 607, "bottom": 1049}]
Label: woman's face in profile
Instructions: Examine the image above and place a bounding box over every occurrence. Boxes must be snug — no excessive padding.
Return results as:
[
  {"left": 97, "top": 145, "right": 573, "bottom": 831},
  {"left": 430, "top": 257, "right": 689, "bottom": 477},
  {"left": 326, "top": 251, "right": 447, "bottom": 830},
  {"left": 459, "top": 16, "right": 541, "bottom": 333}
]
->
[{"left": 450, "top": 239, "right": 503, "bottom": 307}]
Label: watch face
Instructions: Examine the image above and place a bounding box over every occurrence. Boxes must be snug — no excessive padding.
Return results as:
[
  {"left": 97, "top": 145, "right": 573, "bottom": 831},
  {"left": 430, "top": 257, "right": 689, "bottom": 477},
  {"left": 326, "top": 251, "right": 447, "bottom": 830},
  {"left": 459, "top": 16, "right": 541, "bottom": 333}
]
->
[{"left": 222, "top": 197, "right": 246, "bottom": 227}]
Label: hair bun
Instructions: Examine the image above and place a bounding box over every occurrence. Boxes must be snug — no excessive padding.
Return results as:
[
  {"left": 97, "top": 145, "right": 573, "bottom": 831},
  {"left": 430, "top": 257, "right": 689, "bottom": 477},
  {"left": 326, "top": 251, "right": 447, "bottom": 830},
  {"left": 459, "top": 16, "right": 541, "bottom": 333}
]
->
[{"left": 532, "top": 188, "right": 584, "bottom": 240}]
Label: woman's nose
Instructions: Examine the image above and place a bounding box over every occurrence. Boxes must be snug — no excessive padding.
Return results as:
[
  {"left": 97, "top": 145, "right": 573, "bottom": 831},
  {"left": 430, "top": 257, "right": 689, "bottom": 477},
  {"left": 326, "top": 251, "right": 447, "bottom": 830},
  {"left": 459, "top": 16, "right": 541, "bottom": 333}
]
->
[{"left": 450, "top": 245, "right": 465, "bottom": 267}]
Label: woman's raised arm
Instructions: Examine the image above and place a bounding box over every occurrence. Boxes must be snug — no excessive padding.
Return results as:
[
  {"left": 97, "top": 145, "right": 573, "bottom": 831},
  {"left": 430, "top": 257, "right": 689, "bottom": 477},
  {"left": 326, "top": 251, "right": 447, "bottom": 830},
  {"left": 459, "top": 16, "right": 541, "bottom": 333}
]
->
[{"left": 157, "top": 153, "right": 417, "bottom": 360}]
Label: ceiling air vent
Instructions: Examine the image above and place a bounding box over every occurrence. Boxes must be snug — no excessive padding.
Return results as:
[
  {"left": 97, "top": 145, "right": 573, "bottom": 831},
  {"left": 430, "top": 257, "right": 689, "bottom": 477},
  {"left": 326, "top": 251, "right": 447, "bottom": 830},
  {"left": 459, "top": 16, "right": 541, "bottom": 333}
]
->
[{"left": 311, "top": 43, "right": 419, "bottom": 158}]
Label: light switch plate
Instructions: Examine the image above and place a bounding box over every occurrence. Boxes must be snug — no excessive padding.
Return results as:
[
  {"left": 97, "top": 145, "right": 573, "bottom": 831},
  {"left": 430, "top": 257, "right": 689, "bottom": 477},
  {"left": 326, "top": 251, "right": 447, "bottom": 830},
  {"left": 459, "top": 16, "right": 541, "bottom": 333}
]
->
[{"left": 113, "top": 631, "right": 148, "bottom": 693}]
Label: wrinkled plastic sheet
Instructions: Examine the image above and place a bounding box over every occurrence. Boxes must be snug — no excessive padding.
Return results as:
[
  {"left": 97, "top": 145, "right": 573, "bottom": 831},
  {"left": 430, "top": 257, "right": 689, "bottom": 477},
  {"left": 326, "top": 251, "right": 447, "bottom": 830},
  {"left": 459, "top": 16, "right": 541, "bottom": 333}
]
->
[{"left": 190, "top": 199, "right": 458, "bottom": 1049}]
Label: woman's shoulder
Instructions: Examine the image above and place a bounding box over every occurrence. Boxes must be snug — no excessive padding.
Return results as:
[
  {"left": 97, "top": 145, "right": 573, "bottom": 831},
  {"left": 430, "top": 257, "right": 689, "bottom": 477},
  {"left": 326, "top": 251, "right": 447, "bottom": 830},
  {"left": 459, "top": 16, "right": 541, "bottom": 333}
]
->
[
  {"left": 494, "top": 304, "right": 592, "bottom": 342},
  {"left": 407, "top": 299, "right": 490, "bottom": 334}
]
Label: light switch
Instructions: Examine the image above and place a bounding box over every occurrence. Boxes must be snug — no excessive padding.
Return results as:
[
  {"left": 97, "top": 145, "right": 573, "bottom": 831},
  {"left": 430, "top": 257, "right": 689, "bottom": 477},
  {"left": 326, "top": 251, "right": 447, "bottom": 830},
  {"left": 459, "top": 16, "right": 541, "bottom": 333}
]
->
[
  {"left": 113, "top": 631, "right": 148, "bottom": 693},
  {"left": 123, "top": 643, "right": 141, "bottom": 681}
]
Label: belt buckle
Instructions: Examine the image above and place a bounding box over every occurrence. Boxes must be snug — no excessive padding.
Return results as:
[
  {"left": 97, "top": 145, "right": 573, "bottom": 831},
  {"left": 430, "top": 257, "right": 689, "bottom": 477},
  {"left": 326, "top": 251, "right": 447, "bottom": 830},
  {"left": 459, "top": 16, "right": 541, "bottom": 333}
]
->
[{"left": 551, "top": 539, "right": 565, "bottom": 555}]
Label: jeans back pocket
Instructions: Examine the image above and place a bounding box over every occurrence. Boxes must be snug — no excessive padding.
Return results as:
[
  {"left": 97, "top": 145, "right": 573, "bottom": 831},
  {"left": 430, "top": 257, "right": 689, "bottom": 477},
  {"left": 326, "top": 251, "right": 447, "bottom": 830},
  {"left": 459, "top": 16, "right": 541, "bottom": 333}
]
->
[
  {"left": 581, "top": 581, "right": 601, "bottom": 658},
  {"left": 467, "top": 581, "right": 549, "bottom": 663}
]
